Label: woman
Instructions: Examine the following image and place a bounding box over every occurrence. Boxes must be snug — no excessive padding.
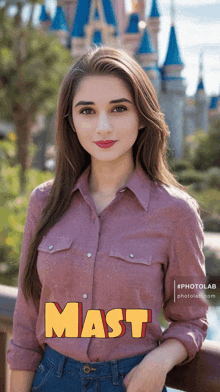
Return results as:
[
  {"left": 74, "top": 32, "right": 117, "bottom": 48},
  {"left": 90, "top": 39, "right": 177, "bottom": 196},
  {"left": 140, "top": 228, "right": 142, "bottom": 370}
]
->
[{"left": 7, "top": 46, "right": 209, "bottom": 392}]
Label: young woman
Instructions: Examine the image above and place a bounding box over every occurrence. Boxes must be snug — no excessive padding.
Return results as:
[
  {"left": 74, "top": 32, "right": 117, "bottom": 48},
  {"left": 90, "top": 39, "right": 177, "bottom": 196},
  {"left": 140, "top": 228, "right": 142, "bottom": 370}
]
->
[{"left": 7, "top": 46, "right": 209, "bottom": 392}]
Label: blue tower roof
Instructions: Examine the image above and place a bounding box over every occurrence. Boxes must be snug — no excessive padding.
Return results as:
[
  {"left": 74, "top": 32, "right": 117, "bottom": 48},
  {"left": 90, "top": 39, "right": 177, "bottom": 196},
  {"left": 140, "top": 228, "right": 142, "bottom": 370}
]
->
[
  {"left": 136, "top": 28, "right": 155, "bottom": 54},
  {"left": 102, "top": 0, "right": 117, "bottom": 28},
  {"left": 209, "top": 96, "right": 218, "bottom": 109},
  {"left": 125, "top": 12, "right": 139, "bottom": 34},
  {"left": 197, "top": 79, "right": 204, "bottom": 91},
  {"left": 163, "top": 25, "right": 183, "bottom": 66},
  {"left": 149, "top": 0, "right": 160, "bottom": 18},
  {"left": 39, "top": 4, "right": 51, "bottom": 23},
  {"left": 92, "top": 30, "right": 103, "bottom": 44},
  {"left": 71, "top": 0, "right": 90, "bottom": 38},
  {"left": 49, "top": 6, "right": 69, "bottom": 32},
  {"left": 72, "top": 0, "right": 118, "bottom": 38}
]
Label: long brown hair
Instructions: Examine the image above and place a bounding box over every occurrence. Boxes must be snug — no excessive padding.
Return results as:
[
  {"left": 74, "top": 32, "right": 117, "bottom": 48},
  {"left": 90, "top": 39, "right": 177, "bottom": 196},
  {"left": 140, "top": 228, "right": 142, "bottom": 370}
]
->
[{"left": 22, "top": 45, "right": 190, "bottom": 310}]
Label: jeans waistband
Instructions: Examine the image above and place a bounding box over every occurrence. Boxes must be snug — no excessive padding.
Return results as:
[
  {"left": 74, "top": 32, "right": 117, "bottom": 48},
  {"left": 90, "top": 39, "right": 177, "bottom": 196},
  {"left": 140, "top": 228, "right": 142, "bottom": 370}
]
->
[{"left": 44, "top": 344, "right": 149, "bottom": 381}]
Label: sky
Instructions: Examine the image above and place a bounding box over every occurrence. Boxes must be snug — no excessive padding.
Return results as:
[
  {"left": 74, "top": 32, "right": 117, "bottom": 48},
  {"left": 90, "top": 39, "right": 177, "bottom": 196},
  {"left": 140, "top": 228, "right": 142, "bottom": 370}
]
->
[{"left": 5, "top": 0, "right": 220, "bottom": 98}]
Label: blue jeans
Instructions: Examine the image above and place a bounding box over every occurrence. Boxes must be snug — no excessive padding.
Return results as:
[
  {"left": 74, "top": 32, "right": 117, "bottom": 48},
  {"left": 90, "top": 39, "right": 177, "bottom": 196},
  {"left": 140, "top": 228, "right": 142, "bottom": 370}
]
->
[{"left": 31, "top": 344, "right": 168, "bottom": 391}]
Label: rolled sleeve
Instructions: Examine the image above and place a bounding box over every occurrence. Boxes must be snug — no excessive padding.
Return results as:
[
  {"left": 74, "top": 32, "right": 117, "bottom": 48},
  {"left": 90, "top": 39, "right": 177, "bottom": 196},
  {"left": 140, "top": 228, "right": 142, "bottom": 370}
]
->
[
  {"left": 160, "top": 202, "right": 209, "bottom": 366},
  {"left": 7, "top": 188, "right": 44, "bottom": 371}
]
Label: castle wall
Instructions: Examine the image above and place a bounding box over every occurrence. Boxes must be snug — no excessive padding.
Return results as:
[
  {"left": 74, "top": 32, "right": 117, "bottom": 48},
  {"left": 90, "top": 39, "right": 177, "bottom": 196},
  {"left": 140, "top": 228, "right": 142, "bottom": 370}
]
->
[{"left": 159, "top": 80, "right": 186, "bottom": 159}]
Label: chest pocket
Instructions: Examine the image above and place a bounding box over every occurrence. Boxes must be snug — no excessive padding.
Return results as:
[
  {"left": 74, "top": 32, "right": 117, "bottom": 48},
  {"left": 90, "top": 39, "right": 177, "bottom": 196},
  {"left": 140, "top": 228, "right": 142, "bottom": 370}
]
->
[
  {"left": 37, "top": 235, "right": 74, "bottom": 254},
  {"left": 109, "top": 236, "right": 166, "bottom": 266},
  {"left": 109, "top": 247, "right": 153, "bottom": 265}
]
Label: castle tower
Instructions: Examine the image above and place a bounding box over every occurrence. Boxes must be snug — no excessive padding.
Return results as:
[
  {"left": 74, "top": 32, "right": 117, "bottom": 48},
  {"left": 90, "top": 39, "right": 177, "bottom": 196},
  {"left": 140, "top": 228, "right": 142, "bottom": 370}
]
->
[
  {"left": 71, "top": 0, "right": 118, "bottom": 57},
  {"left": 123, "top": 3, "right": 141, "bottom": 56},
  {"left": 159, "top": 0, "right": 186, "bottom": 159},
  {"left": 111, "top": 0, "right": 127, "bottom": 38},
  {"left": 147, "top": 0, "right": 160, "bottom": 58},
  {"left": 138, "top": 0, "right": 146, "bottom": 21},
  {"left": 209, "top": 95, "right": 220, "bottom": 124},
  {"left": 135, "top": 27, "right": 160, "bottom": 93},
  {"left": 48, "top": 5, "right": 69, "bottom": 46},
  {"left": 57, "top": 1, "right": 77, "bottom": 33},
  {"left": 39, "top": 4, "right": 52, "bottom": 31},
  {"left": 195, "top": 51, "right": 209, "bottom": 132}
]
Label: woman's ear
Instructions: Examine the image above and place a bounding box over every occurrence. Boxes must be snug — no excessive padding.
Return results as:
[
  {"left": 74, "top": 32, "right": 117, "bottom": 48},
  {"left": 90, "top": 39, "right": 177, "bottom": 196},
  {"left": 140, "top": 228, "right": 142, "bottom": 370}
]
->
[{"left": 139, "top": 122, "right": 145, "bottom": 130}]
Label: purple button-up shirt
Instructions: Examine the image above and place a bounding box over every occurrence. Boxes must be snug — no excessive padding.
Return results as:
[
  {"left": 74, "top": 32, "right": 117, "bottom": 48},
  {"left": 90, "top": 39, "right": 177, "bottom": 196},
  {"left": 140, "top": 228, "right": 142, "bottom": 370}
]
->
[{"left": 7, "top": 163, "right": 209, "bottom": 371}]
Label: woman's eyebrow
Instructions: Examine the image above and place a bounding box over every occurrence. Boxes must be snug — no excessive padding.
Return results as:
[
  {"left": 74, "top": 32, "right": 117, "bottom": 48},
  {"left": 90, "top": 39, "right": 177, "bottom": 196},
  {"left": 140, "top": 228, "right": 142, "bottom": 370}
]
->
[{"left": 74, "top": 98, "right": 132, "bottom": 107}]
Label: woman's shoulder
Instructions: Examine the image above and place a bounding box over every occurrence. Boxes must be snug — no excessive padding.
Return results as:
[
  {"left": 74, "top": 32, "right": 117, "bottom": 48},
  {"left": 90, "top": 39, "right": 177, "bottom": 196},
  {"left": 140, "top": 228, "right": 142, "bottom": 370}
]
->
[
  {"left": 152, "top": 181, "right": 201, "bottom": 222},
  {"left": 28, "top": 179, "right": 54, "bottom": 212}
]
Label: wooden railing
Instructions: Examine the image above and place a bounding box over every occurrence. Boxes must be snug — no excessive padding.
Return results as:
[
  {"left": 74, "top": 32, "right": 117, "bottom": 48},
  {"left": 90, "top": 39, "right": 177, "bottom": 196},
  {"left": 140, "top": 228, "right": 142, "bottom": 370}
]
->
[{"left": 1, "top": 284, "right": 220, "bottom": 392}]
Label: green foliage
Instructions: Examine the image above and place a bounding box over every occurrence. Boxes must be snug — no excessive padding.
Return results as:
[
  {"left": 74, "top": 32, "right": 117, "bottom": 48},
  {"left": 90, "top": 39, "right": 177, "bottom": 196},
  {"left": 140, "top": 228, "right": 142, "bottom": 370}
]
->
[
  {"left": 0, "top": 7, "right": 74, "bottom": 120},
  {"left": 185, "top": 129, "right": 207, "bottom": 161},
  {"left": 0, "top": 135, "right": 37, "bottom": 175},
  {"left": 0, "top": 139, "right": 18, "bottom": 167},
  {"left": 192, "top": 119, "right": 220, "bottom": 171},
  {"left": 175, "top": 169, "right": 207, "bottom": 186},
  {"left": 203, "top": 167, "right": 220, "bottom": 189},
  {"left": 203, "top": 217, "right": 220, "bottom": 233},
  {"left": 169, "top": 159, "right": 194, "bottom": 173},
  {"left": 0, "top": 163, "right": 54, "bottom": 286},
  {"left": 204, "top": 247, "right": 220, "bottom": 276},
  {"left": 188, "top": 187, "right": 220, "bottom": 219}
]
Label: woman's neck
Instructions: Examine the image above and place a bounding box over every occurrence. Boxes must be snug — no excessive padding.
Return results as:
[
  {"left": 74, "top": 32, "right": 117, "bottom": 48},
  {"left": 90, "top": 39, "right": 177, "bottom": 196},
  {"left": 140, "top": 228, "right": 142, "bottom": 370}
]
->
[{"left": 88, "top": 156, "right": 135, "bottom": 196}]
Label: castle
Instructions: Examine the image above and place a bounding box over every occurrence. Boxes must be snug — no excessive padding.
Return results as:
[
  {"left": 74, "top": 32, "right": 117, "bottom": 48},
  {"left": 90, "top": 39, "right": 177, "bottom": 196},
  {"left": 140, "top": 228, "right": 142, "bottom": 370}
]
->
[{"left": 38, "top": 0, "right": 220, "bottom": 159}]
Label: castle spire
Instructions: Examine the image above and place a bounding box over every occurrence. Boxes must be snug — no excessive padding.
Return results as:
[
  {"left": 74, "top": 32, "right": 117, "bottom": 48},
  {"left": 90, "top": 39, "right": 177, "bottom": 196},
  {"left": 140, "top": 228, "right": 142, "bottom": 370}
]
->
[
  {"left": 163, "top": 25, "right": 183, "bottom": 66},
  {"left": 49, "top": 6, "right": 69, "bottom": 33},
  {"left": 171, "top": 0, "right": 175, "bottom": 25},
  {"left": 147, "top": 0, "right": 160, "bottom": 56},
  {"left": 135, "top": 27, "right": 160, "bottom": 92},
  {"left": 39, "top": 4, "right": 51, "bottom": 24},
  {"left": 48, "top": 5, "right": 69, "bottom": 46},
  {"left": 149, "top": 0, "right": 160, "bottom": 18},
  {"left": 136, "top": 27, "right": 155, "bottom": 54},
  {"left": 163, "top": 0, "right": 183, "bottom": 67},
  {"left": 197, "top": 50, "right": 205, "bottom": 91}
]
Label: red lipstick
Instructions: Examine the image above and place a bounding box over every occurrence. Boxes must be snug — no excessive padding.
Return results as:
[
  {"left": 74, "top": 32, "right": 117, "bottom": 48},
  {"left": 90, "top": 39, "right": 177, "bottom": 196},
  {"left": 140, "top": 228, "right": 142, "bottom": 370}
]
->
[{"left": 94, "top": 140, "right": 117, "bottom": 148}]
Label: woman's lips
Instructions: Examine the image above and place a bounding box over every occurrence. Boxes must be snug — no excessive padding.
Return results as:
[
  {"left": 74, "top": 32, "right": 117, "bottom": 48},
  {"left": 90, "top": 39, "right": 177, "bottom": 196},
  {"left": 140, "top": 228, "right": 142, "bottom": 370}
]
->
[{"left": 94, "top": 141, "right": 117, "bottom": 148}]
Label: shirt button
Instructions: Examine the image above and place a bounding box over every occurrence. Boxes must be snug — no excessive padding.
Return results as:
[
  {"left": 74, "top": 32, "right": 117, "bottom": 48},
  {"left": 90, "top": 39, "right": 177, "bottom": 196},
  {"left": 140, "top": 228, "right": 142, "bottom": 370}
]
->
[
  {"left": 129, "top": 254, "right": 134, "bottom": 258},
  {"left": 49, "top": 245, "right": 53, "bottom": 250},
  {"left": 87, "top": 253, "right": 92, "bottom": 258},
  {"left": 83, "top": 294, "right": 88, "bottom": 299}
]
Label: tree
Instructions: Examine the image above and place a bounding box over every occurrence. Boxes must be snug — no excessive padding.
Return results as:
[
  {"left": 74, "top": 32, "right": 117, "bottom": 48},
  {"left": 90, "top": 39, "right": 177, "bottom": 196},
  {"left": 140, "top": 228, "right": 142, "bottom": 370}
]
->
[{"left": 0, "top": 2, "right": 74, "bottom": 193}]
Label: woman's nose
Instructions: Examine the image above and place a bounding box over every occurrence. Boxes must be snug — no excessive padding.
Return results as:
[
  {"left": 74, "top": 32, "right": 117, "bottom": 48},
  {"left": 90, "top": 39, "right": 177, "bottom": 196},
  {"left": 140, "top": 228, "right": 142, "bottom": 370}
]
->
[{"left": 97, "top": 112, "right": 112, "bottom": 132}]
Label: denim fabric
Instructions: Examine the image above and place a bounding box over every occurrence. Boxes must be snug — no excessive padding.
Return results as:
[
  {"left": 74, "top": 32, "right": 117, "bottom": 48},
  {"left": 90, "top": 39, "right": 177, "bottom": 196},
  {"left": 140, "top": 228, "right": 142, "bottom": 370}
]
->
[{"left": 31, "top": 344, "right": 167, "bottom": 392}]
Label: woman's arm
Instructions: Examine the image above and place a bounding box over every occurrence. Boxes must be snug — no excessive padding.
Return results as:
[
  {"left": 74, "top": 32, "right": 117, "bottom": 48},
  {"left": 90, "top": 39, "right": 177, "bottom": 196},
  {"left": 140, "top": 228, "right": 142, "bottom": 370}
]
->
[
  {"left": 10, "top": 370, "right": 35, "bottom": 392},
  {"left": 7, "top": 187, "right": 46, "bottom": 371},
  {"left": 142, "top": 338, "right": 188, "bottom": 371},
  {"left": 123, "top": 339, "right": 187, "bottom": 392}
]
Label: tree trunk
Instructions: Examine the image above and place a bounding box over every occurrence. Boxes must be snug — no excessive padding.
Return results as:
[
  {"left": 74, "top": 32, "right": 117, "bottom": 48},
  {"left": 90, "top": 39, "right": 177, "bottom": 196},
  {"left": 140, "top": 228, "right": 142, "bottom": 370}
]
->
[{"left": 13, "top": 106, "right": 32, "bottom": 194}]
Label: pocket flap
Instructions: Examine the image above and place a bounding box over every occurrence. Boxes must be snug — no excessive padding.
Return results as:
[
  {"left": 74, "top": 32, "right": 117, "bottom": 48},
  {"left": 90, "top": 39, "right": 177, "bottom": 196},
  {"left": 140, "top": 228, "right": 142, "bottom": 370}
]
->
[
  {"left": 38, "top": 235, "right": 74, "bottom": 253},
  {"left": 109, "top": 247, "right": 153, "bottom": 265}
]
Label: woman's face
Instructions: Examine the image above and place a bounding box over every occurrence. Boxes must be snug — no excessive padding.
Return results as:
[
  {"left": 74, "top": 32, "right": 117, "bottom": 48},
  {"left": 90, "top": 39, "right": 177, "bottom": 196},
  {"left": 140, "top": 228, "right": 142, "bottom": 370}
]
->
[{"left": 71, "top": 75, "right": 143, "bottom": 165}]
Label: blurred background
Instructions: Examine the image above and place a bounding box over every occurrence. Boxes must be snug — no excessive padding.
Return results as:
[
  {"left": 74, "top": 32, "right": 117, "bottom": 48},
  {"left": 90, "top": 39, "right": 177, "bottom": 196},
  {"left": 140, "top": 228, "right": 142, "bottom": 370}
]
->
[{"left": 0, "top": 1, "right": 220, "bottom": 391}]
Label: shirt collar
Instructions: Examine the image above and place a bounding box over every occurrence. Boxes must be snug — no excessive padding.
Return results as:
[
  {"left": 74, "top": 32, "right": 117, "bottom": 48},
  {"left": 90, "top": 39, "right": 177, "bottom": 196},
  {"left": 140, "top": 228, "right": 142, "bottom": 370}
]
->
[{"left": 71, "top": 161, "right": 151, "bottom": 212}]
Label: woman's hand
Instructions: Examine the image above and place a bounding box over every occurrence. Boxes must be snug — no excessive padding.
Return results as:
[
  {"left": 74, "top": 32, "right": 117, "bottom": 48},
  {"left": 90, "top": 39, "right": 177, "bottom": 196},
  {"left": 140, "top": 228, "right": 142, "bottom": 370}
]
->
[
  {"left": 122, "top": 339, "right": 188, "bottom": 392},
  {"left": 122, "top": 355, "right": 167, "bottom": 392}
]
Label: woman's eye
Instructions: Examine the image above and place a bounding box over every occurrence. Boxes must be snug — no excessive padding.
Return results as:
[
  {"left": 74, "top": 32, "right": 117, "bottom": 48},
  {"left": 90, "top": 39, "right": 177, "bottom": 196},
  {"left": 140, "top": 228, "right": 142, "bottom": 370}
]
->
[
  {"left": 80, "top": 108, "right": 94, "bottom": 115},
  {"left": 80, "top": 106, "right": 127, "bottom": 115},
  {"left": 113, "top": 106, "right": 127, "bottom": 112}
]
